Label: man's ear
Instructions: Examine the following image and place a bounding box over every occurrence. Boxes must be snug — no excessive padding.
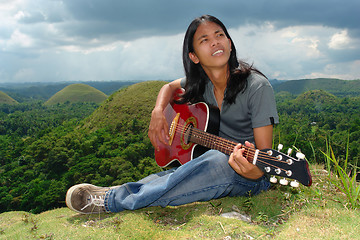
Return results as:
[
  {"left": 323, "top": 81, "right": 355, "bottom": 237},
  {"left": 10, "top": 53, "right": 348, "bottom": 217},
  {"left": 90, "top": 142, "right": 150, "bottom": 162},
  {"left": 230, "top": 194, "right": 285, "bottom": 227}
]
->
[{"left": 189, "top": 52, "right": 200, "bottom": 64}]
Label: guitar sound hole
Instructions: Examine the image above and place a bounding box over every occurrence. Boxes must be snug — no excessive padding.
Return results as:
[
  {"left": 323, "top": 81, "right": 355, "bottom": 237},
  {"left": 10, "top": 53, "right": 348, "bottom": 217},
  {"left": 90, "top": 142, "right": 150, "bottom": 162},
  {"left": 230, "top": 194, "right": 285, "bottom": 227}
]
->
[{"left": 184, "top": 124, "right": 194, "bottom": 144}]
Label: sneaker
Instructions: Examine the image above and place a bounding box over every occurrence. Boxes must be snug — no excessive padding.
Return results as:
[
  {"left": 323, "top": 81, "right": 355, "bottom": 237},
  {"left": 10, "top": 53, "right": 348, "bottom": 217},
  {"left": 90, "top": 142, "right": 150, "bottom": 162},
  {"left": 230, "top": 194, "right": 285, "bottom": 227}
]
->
[{"left": 66, "top": 183, "right": 111, "bottom": 214}]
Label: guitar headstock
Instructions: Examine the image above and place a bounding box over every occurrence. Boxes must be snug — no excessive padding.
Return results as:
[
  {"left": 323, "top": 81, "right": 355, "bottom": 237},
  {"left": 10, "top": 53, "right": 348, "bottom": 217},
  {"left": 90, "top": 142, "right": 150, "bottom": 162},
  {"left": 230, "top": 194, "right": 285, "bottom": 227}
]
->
[{"left": 257, "top": 144, "right": 312, "bottom": 187}]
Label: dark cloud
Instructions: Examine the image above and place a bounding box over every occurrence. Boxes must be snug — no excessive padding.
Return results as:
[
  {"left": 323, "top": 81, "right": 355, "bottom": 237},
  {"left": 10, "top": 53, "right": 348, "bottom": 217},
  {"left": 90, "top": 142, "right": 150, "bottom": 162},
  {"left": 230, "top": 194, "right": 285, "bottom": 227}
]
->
[
  {"left": 1, "top": 0, "right": 359, "bottom": 82},
  {"left": 249, "top": 0, "right": 359, "bottom": 30},
  {"left": 61, "top": 0, "right": 189, "bottom": 40},
  {"left": 327, "top": 48, "right": 360, "bottom": 63},
  {"left": 57, "top": 0, "right": 360, "bottom": 41},
  {"left": 14, "top": 0, "right": 358, "bottom": 46}
]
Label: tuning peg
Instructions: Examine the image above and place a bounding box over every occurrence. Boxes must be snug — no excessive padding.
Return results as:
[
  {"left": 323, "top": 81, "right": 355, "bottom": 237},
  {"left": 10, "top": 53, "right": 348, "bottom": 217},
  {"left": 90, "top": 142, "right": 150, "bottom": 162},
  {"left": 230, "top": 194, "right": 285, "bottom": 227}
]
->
[
  {"left": 287, "top": 148, "right": 293, "bottom": 156},
  {"left": 296, "top": 152, "right": 305, "bottom": 160},
  {"left": 279, "top": 178, "right": 289, "bottom": 185},
  {"left": 290, "top": 180, "right": 300, "bottom": 188},
  {"left": 277, "top": 144, "right": 283, "bottom": 151},
  {"left": 270, "top": 176, "right": 278, "bottom": 184},
  {"left": 266, "top": 150, "right": 273, "bottom": 156}
]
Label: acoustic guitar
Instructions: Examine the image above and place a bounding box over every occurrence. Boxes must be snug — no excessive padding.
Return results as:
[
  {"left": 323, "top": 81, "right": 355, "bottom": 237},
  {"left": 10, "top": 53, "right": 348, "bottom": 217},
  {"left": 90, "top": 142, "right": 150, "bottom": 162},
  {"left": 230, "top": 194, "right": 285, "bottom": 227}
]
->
[{"left": 155, "top": 101, "right": 312, "bottom": 187}]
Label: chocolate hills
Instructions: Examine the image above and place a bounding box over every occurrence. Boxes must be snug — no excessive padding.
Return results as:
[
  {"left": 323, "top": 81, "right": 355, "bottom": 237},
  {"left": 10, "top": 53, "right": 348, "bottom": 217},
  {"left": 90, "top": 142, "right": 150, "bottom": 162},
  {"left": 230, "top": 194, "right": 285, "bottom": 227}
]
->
[
  {"left": 44, "top": 83, "right": 108, "bottom": 105},
  {"left": 82, "top": 80, "right": 167, "bottom": 133},
  {"left": 0, "top": 91, "right": 18, "bottom": 105}
]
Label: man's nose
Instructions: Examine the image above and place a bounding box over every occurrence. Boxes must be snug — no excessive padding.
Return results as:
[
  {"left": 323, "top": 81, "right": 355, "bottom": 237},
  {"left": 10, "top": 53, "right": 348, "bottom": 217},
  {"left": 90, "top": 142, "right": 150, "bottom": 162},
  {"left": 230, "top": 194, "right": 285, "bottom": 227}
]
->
[{"left": 211, "top": 38, "right": 219, "bottom": 47}]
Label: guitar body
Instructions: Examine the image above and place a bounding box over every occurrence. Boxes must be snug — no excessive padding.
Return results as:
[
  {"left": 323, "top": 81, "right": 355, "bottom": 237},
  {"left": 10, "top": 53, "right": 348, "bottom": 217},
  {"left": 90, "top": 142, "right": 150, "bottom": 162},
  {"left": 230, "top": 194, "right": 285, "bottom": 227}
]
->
[{"left": 155, "top": 102, "right": 220, "bottom": 167}]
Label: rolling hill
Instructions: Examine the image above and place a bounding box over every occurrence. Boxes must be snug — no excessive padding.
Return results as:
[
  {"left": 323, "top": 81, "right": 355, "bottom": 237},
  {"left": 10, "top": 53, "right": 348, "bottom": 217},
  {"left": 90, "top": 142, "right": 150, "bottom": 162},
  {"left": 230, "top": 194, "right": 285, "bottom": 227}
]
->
[
  {"left": 273, "top": 78, "right": 360, "bottom": 97},
  {"left": 44, "top": 84, "right": 108, "bottom": 105},
  {"left": 82, "top": 80, "right": 167, "bottom": 133},
  {"left": 0, "top": 91, "right": 18, "bottom": 105}
]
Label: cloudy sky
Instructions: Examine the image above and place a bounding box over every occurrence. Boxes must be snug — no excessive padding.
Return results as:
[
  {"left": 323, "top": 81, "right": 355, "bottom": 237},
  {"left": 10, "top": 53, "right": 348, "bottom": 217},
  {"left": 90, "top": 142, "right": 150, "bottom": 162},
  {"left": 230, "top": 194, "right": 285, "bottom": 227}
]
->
[{"left": 0, "top": 0, "right": 359, "bottom": 83}]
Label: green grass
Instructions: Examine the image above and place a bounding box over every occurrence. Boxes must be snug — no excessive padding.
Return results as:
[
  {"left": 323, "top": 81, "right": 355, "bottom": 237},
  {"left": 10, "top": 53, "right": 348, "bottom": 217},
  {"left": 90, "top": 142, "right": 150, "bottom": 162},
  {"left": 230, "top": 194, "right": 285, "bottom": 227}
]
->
[
  {"left": 322, "top": 137, "right": 360, "bottom": 209},
  {"left": 1, "top": 165, "right": 359, "bottom": 239}
]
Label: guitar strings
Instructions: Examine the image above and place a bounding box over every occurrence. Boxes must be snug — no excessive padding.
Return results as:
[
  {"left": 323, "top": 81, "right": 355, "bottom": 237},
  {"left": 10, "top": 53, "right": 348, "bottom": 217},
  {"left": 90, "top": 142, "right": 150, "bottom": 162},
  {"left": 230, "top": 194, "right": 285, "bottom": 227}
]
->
[
  {"left": 173, "top": 123, "right": 258, "bottom": 157},
  {"left": 173, "top": 124, "right": 254, "bottom": 156},
  {"left": 173, "top": 125, "right": 290, "bottom": 173},
  {"left": 187, "top": 125, "right": 292, "bottom": 172},
  {"left": 171, "top": 124, "right": 291, "bottom": 172}
]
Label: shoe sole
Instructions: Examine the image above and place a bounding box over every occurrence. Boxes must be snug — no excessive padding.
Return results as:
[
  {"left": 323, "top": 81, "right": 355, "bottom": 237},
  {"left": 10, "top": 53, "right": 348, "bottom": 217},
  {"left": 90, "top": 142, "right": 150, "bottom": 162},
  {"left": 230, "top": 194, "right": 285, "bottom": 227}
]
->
[{"left": 66, "top": 183, "right": 94, "bottom": 214}]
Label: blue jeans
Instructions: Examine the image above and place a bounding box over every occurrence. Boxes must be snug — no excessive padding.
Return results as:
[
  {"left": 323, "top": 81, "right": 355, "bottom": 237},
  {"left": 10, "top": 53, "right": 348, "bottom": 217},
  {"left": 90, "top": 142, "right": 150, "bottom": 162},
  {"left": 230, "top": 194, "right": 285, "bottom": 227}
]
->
[{"left": 104, "top": 150, "right": 270, "bottom": 212}]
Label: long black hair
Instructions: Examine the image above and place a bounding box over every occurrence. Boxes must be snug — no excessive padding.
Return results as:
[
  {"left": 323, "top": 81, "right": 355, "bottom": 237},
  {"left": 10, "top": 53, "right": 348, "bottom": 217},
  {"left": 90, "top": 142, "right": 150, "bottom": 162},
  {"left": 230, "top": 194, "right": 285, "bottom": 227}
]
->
[{"left": 181, "top": 15, "right": 265, "bottom": 105}]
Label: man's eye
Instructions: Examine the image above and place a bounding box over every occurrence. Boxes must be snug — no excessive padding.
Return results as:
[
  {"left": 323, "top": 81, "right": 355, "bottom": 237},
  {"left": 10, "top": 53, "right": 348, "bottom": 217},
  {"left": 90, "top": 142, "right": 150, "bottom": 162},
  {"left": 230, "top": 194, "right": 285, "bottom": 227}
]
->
[{"left": 200, "top": 39, "right": 208, "bottom": 43}]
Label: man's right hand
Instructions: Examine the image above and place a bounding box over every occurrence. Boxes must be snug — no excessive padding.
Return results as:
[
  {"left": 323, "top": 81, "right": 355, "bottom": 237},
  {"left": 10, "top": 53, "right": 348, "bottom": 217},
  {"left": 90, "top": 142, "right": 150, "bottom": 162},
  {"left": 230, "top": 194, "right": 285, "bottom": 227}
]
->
[
  {"left": 148, "top": 78, "right": 183, "bottom": 151},
  {"left": 148, "top": 107, "right": 169, "bottom": 151}
]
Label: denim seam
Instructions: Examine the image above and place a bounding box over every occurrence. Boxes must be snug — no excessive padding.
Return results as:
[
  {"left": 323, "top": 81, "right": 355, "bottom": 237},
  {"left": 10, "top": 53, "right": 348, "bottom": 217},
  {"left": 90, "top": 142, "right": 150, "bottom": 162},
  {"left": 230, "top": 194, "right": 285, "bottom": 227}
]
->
[{"left": 104, "top": 189, "right": 112, "bottom": 213}]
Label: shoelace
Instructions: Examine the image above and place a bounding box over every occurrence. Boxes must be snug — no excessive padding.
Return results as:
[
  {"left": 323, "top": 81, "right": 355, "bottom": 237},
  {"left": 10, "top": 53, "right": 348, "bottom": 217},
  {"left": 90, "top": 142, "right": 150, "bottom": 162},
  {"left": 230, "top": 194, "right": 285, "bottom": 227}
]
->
[{"left": 81, "top": 194, "right": 105, "bottom": 211}]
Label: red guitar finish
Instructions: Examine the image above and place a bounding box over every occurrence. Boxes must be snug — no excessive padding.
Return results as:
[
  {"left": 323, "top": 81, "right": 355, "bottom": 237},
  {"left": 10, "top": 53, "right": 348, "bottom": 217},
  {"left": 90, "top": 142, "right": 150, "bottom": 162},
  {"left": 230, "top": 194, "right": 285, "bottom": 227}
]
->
[{"left": 155, "top": 101, "right": 219, "bottom": 167}]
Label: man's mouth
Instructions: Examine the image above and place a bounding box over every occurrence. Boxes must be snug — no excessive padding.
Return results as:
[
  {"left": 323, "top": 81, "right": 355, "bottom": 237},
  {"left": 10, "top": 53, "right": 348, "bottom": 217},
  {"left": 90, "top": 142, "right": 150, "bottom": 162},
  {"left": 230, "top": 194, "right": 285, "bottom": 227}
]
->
[{"left": 212, "top": 49, "right": 224, "bottom": 56}]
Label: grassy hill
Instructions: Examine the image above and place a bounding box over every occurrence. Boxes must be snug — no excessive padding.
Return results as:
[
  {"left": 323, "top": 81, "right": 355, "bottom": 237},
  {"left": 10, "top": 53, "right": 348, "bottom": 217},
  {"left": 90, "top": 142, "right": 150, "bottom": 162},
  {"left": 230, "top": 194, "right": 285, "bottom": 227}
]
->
[
  {"left": 0, "top": 91, "right": 18, "bottom": 105},
  {"left": 44, "top": 84, "right": 108, "bottom": 105},
  {"left": 295, "top": 89, "right": 338, "bottom": 105},
  {"left": 0, "top": 165, "right": 359, "bottom": 239},
  {"left": 273, "top": 78, "right": 360, "bottom": 97},
  {"left": 82, "top": 80, "right": 167, "bottom": 133}
]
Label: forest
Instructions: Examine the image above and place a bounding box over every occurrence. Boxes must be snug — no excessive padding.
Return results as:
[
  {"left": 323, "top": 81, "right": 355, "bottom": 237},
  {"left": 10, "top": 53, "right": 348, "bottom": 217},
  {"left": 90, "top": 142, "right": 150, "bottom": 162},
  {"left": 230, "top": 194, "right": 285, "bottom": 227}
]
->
[{"left": 0, "top": 81, "right": 359, "bottom": 214}]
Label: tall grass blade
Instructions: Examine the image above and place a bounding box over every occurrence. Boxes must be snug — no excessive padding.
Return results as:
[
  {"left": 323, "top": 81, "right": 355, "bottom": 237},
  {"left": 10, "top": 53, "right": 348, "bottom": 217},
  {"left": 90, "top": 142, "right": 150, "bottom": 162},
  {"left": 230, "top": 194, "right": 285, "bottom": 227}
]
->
[{"left": 321, "top": 137, "right": 359, "bottom": 208}]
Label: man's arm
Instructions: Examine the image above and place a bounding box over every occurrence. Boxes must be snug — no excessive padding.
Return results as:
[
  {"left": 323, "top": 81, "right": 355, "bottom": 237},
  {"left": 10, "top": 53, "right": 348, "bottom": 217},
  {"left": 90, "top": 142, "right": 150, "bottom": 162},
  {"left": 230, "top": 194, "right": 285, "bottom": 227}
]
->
[
  {"left": 253, "top": 125, "right": 273, "bottom": 150},
  {"left": 148, "top": 78, "right": 182, "bottom": 151}
]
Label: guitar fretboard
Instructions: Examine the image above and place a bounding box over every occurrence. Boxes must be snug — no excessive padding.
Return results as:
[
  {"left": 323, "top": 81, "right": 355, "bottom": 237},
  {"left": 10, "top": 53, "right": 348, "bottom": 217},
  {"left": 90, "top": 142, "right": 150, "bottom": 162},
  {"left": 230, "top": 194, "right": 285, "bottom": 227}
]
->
[{"left": 188, "top": 126, "right": 253, "bottom": 160}]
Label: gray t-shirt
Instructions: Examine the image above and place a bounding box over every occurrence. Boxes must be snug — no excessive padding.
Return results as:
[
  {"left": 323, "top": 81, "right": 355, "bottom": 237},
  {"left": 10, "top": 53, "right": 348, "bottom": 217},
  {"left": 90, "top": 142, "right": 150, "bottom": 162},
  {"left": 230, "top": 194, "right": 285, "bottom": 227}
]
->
[{"left": 180, "top": 73, "right": 279, "bottom": 145}]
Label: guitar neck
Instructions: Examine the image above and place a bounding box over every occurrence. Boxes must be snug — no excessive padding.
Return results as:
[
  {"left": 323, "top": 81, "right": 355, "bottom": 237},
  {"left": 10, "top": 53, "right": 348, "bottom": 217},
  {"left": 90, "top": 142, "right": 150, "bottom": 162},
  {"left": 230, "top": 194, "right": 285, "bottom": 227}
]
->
[{"left": 188, "top": 126, "right": 253, "bottom": 158}]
